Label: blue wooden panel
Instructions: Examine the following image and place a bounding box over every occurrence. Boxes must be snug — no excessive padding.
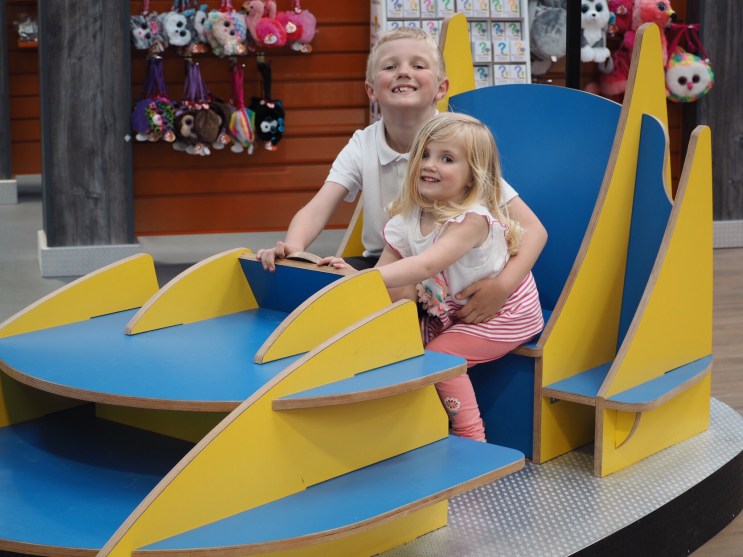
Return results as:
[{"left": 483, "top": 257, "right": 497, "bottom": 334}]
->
[
  {"left": 274, "top": 351, "right": 465, "bottom": 404},
  {"left": 450, "top": 85, "right": 621, "bottom": 311},
  {"left": 239, "top": 258, "right": 344, "bottom": 313},
  {"left": 606, "top": 355, "right": 712, "bottom": 405},
  {"left": 470, "top": 353, "right": 536, "bottom": 457},
  {"left": 617, "top": 115, "right": 674, "bottom": 347},
  {"left": 139, "top": 436, "right": 523, "bottom": 552},
  {"left": 0, "top": 309, "right": 300, "bottom": 405},
  {"left": 543, "top": 362, "right": 613, "bottom": 398},
  {"left": 0, "top": 406, "right": 192, "bottom": 551}
]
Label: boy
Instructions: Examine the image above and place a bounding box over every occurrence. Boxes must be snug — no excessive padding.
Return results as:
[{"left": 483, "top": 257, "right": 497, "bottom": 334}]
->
[{"left": 257, "top": 27, "right": 546, "bottom": 324}]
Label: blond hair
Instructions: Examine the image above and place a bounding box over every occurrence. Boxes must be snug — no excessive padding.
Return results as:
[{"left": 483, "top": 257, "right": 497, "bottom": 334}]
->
[
  {"left": 389, "top": 113, "right": 522, "bottom": 254},
  {"left": 366, "top": 27, "right": 446, "bottom": 84}
]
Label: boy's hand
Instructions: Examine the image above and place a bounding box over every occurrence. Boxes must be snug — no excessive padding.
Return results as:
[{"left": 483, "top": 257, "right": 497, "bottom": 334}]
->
[
  {"left": 455, "top": 277, "right": 509, "bottom": 324},
  {"left": 256, "top": 241, "right": 293, "bottom": 271},
  {"left": 317, "top": 256, "right": 351, "bottom": 270}
]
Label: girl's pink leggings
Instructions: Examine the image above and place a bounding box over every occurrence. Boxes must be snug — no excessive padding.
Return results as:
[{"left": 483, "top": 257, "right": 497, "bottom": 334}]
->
[{"left": 426, "top": 331, "right": 523, "bottom": 442}]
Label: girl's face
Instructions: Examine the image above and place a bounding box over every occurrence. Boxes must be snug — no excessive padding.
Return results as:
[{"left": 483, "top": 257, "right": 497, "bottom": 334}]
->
[{"left": 417, "top": 138, "right": 472, "bottom": 203}]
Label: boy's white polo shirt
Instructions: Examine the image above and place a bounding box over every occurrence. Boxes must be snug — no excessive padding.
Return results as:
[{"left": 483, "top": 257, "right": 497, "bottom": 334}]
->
[{"left": 327, "top": 117, "right": 517, "bottom": 258}]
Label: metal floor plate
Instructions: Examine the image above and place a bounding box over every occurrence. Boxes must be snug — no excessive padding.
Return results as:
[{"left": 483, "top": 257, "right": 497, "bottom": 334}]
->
[{"left": 384, "top": 398, "right": 743, "bottom": 556}]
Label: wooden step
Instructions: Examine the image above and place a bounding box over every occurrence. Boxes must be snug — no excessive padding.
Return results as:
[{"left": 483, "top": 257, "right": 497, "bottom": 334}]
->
[
  {"left": 135, "top": 436, "right": 525, "bottom": 556},
  {"left": 0, "top": 405, "right": 192, "bottom": 554},
  {"left": 273, "top": 351, "right": 466, "bottom": 410}
]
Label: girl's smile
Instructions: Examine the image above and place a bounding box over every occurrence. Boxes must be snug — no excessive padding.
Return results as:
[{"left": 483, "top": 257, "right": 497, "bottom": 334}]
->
[{"left": 417, "top": 139, "right": 472, "bottom": 203}]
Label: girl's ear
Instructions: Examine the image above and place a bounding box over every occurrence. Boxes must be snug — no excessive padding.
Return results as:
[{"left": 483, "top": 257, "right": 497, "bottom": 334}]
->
[{"left": 435, "top": 78, "right": 450, "bottom": 102}]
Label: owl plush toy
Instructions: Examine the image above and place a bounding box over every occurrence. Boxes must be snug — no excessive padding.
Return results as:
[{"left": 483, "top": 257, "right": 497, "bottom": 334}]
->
[{"left": 665, "top": 49, "right": 714, "bottom": 102}]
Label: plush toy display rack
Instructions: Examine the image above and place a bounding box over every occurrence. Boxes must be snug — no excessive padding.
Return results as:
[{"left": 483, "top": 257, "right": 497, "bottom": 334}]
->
[{"left": 0, "top": 18, "right": 740, "bottom": 557}]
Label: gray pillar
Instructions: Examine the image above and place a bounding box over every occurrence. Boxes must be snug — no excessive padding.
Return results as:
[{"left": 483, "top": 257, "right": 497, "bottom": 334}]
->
[
  {"left": 0, "top": 0, "right": 17, "bottom": 204},
  {"left": 695, "top": 1, "right": 743, "bottom": 247},
  {"left": 38, "top": 1, "right": 139, "bottom": 275}
]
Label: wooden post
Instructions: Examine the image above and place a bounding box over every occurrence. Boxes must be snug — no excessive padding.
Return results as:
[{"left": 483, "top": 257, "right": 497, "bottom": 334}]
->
[
  {"left": 695, "top": 1, "right": 743, "bottom": 234},
  {"left": 38, "top": 1, "right": 134, "bottom": 248}
]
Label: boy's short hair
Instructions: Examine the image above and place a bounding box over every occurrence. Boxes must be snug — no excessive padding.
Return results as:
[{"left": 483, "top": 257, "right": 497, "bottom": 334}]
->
[{"left": 366, "top": 28, "right": 446, "bottom": 84}]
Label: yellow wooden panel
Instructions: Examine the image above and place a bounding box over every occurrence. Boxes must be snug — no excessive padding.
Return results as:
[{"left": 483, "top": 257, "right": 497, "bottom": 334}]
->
[
  {"left": 602, "top": 127, "right": 713, "bottom": 396},
  {"left": 257, "top": 270, "right": 391, "bottom": 363},
  {"left": 95, "top": 405, "right": 227, "bottom": 443},
  {"left": 596, "top": 374, "right": 710, "bottom": 477},
  {"left": 0, "top": 253, "right": 158, "bottom": 338},
  {"left": 538, "top": 24, "right": 670, "bottom": 462},
  {"left": 437, "top": 14, "right": 475, "bottom": 112},
  {"left": 336, "top": 200, "right": 365, "bottom": 258},
  {"left": 99, "top": 301, "right": 445, "bottom": 557},
  {"left": 537, "top": 397, "right": 595, "bottom": 462},
  {"left": 614, "top": 410, "right": 638, "bottom": 448},
  {"left": 126, "top": 248, "right": 257, "bottom": 335},
  {"left": 0, "top": 374, "right": 82, "bottom": 428}
]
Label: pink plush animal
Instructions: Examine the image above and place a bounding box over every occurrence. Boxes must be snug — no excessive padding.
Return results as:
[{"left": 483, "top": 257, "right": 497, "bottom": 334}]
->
[
  {"left": 288, "top": 0, "right": 316, "bottom": 53},
  {"left": 243, "top": 0, "right": 286, "bottom": 48},
  {"left": 599, "top": 0, "right": 675, "bottom": 99}
]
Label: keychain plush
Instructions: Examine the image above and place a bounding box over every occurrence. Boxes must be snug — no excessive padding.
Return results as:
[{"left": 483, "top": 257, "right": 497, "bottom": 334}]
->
[
  {"left": 131, "top": 57, "right": 176, "bottom": 143},
  {"left": 250, "top": 60, "right": 285, "bottom": 151},
  {"left": 205, "top": 0, "right": 248, "bottom": 57},
  {"left": 285, "top": 0, "right": 317, "bottom": 53},
  {"left": 243, "top": 0, "right": 287, "bottom": 49},
  {"left": 131, "top": 1, "right": 167, "bottom": 54},
  {"left": 228, "top": 63, "right": 256, "bottom": 154},
  {"left": 665, "top": 23, "right": 714, "bottom": 103},
  {"left": 580, "top": 0, "right": 611, "bottom": 64}
]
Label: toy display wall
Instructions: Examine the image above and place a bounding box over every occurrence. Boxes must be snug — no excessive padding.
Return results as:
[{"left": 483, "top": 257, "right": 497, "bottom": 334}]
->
[{"left": 4, "top": 0, "right": 741, "bottom": 237}]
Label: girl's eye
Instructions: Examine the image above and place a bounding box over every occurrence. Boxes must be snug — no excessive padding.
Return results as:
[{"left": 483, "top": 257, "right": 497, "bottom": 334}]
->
[
  {"left": 442, "top": 156, "right": 453, "bottom": 163},
  {"left": 422, "top": 151, "right": 430, "bottom": 159}
]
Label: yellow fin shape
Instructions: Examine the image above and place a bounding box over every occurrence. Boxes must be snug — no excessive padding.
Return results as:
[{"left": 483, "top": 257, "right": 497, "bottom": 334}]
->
[
  {"left": 0, "top": 253, "right": 158, "bottom": 338},
  {"left": 126, "top": 248, "right": 256, "bottom": 335},
  {"left": 437, "top": 14, "right": 475, "bottom": 112}
]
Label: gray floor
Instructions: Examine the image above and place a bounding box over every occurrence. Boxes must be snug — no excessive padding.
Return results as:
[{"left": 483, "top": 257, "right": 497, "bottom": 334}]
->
[{"left": 0, "top": 193, "right": 344, "bottom": 322}]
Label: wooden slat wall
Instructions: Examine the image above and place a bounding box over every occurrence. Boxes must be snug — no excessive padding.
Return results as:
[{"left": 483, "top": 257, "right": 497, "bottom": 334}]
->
[
  {"left": 130, "top": 0, "right": 370, "bottom": 235},
  {"left": 6, "top": 0, "right": 40, "bottom": 174}
]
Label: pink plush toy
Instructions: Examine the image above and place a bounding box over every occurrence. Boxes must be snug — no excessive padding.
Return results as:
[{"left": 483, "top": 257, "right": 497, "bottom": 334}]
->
[
  {"left": 286, "top": 0, "right": 316, "bottom": 53},
  {"left": 599, "top": 0, "right": 675, "bottom": 99},
  {"left": 243, "top": 0, "right": 287, "bottom": 48}
]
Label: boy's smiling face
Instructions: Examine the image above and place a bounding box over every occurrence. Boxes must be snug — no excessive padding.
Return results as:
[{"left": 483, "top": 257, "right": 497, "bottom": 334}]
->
[{"left": 365, "top": 38, "right": 447, "bottom": 112}]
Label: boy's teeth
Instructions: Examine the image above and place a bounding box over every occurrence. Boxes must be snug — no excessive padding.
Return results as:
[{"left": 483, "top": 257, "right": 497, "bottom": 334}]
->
[{"left": 394, "top": 86, "right": 414, "bottom": 92}]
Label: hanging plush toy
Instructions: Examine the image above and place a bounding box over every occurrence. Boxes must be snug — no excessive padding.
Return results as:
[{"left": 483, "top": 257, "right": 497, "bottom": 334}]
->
[
  {"left": 664, "top": 23, "right": 714, "bottom": 103},
  {"left": 580, "top": 0, "right": 611, "bottom": 64},
  {"left": 243, "top": 0, "right": 287, "bottom": 49},
  {"left": 528, "top": 0, "right": 567, "bottom": 75},
  {"left": 283, "top": 0, "right": 317, "bottom": 53},
  {"left": 228, "top": 64, "right": 256, "bottom": 154},
  {"left": 205, "top": 1, "right": 248, "bottom": 57},
  {"left": 250, "top": 60, "right": 285, "bottom": 151},
  {"left": 130, "top": 1, "right": 167, "bottom": 54},
  {"left": 159, "top": 9, "right": 192, "bottom": 48},
  {"left": 599, "top": 0, "right": 675, "bottom": 99},
  {"left": 131, "top": 57, "right": 176, "bottom": 143}
]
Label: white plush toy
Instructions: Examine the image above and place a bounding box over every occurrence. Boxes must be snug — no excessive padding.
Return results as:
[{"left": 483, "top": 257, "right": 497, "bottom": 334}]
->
[{"left": 580, "top": 0, "right": 611, "bottom": 64}]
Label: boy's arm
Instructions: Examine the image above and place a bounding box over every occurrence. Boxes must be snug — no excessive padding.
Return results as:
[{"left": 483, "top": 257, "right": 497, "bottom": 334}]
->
[
  {"left": 455, "top": 197, "right": 547, "bottom": 323},
  {"left": 257, "top": 181, "right": 349, "bottom": 270}
]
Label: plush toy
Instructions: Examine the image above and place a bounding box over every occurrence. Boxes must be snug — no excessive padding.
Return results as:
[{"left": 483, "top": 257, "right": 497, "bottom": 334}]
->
[
  {"left": 528, "top": 0, "right": 567, "bottom": 75},
  {"left": 665, "top": 48, "right": 714, "bottom": 102},
  {"left": 131, "top": 57, "right": 175, "bottom": 143},
  {"left": 159, "top": 10, "right": 192, "bottom": 47},
  {"left": 243, "top": 0, "right": 287, "bottom": 49},
  {"left": 250, "top": 61, "right": 285, "bottom": 151},
  {"left": 130, "top": 12, "right": 167, "bottom": 54},
  {"left": 285, "top": 0, "right": 317, "bottom": 53},
  {"left": 607, "top": 0, "right": 633, "bottom": 38},
  {"left": 580, "top": 0, "right": 611, "bottom": 64},
  {"left": 228, "top": 65, "right": 256, "bottom": 154},
  {"left": 599, "top": 0, "right": 675, "bottom": 99},
  {"left": 205, "top": 9, "right": 248, "bottom": 57}
]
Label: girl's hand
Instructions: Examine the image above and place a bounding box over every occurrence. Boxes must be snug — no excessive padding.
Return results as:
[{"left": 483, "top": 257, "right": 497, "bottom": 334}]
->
[{"left": 317, "top": 256, "right": 351, "bottom": 269}]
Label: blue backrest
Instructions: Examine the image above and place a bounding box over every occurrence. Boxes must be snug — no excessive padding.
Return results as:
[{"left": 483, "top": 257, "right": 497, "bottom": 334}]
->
[
  {"left": 616, "top": 115, "right": 673, "bottom": 347},
  {"left": 449, "top": 85, "right": 621, "bottom": 311}
]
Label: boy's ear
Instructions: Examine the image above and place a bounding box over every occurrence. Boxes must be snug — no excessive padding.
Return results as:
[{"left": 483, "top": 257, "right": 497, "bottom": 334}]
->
[
  {"left": 364, "top": 81, "right": 376, "bottom": 103},
  {"left": 435, "top": 78, "right": 450, "bottom": 102}
]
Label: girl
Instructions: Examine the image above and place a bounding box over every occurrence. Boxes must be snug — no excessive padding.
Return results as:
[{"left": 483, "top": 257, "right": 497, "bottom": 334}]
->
[{"left": 327, "top": 112, "right": 544, "bottom": 441}]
